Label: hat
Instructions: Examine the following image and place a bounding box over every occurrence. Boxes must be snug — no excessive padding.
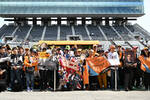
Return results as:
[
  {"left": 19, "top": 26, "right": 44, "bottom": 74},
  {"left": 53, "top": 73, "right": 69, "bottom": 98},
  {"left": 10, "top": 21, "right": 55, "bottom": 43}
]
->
[
  {"left": 132, "top": 46, "right": 138, "bottom": 50},
  {"left": 25, "top": 48, "right": 29, "bottom": 51},
  {"left": 110, "top": 45, "right": 115, "bottom": 49},
  {"left": 77, "top": 49, "right": 82, "bottom": 52},
  {"left": 95, "top": 53, "right": 99, "bottom": 56},
  {"left": 118, "top": 45, "right": 121, "bottom": 47},
  {"left": 89, "top": 49, "right": 94, "bottom": 53},
  {"left": 97, "top": 50, "right": 104, "bottom": 54},
  {"left": 30, "top": 48, "right": 37, "bottom": 53},
  {"left": 144, "top": 47, "right": 148, "bottom": 50},
  {"left": 12, "top": 47, "right": 17, "bottom": 51},
  {"left": 93, "top": 44, "right": 97, "bottom": 47},
  {"left": 66, "top": 45, "right": 70, "bottom": 50}
]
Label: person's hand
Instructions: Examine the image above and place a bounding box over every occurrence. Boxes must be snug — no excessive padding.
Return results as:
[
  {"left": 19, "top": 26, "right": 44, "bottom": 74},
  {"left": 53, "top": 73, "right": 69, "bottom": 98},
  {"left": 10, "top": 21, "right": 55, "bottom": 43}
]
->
[
  {"left": 93, "top": 46, "right": 97, "bottom": 51},
  {"left": 14, "top": 66, "right": 18, "bottom": 70},
  {"left": 0, "top": 71, "right": 3, "bottom": 75},
  {"left": 29, "top": 64, "right": 32, "bottom": 67},
  {"left": 133, "top": 63, "right": 137, "bottom": 67}
]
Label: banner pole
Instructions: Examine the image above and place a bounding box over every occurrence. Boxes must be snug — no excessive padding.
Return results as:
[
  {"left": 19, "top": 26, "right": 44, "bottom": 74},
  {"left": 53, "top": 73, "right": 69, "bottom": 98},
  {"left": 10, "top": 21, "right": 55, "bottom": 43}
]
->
[
  {"left": 115, "top": 66, "right": 117, "bottom": 91},
  {"left": 54, "top": 69, "right": 56, "bottom": 91}
]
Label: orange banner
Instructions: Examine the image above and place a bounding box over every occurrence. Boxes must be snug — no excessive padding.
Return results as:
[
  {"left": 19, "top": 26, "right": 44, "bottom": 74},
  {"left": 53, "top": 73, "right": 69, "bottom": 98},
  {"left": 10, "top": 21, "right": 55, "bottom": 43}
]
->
[
  {"left": 86, "top": 57, "right": 110, "bottom": 74},
  {"left": 138, "top": 56, "right": 150, "bottom": 72},
  {"left": 83, "top": 57, "right": 110, "bottom": 85},
  {"left": 83, "top": 63, "right": 89, "bottom": 85}
]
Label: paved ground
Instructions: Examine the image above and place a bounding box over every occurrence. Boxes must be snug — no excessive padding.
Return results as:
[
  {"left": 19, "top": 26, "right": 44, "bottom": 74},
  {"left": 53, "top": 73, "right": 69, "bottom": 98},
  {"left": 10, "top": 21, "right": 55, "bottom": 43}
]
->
[{"left": 0, "top": 91, "right": 150, "bottom": 100}]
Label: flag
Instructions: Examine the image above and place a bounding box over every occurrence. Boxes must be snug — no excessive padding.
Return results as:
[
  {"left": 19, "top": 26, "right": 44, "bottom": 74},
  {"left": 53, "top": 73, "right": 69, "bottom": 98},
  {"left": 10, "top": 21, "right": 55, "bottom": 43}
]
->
[
  {"left": 59, "top": 56, "right": 80, "bottom": 72},
  {"left": 86, "top": 56, "right": 110, "bottom": 74},
  {"left": 138, "top": 56, "right": 150, "bottom": 73},
  {"left": 83, "top": 64, "right": 89, "bottom": 85},
  {"left": 83, "top": 56, "right": 110, "bottom": 85}
]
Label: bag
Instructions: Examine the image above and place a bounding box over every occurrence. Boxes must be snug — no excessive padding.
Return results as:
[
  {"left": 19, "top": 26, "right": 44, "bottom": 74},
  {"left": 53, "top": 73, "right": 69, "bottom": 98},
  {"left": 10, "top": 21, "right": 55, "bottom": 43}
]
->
[{"left": 25, "top": 67, "right": 35, "bottom": 73}]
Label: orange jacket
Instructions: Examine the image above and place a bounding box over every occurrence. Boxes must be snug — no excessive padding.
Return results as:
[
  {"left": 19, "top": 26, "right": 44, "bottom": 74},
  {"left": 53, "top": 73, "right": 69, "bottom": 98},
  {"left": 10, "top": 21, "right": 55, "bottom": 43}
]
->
[{"left": 24, "top": 56, "right": 38, "bottom": 71}]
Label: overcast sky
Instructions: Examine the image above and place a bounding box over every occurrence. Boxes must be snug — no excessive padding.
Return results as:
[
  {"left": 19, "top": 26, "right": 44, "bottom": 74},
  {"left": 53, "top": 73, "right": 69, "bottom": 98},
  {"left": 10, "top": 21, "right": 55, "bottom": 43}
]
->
[
  {"left": 135, "top": 0, "right": 150, "bottom": 32},
  {"left": 0, "top": 0, "right": 150, "bottom": 32}
]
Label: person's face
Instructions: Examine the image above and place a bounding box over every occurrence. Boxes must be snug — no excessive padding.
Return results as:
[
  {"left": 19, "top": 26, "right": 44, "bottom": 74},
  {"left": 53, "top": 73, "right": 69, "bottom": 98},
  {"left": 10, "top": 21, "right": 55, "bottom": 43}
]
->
[
  {"left": 8, "top": 50, "right": 12, "bottom": 54},
  {"left": 144, "top": 49, "right": 149, "bottom": 54},
  {"left": 13, "top": 49, "right": 18, "bottom": 54},
  {"left": 0, "top": 49, "right": 2, "bottom": 53},
  {"left": 2, "top": 48, "right": 6, "bottom": 53},
  {"left": 20, "top": 48, "right": 24, "bottom": 54},
  {"left": 118, "top": 47, "right": 121, "bottom": 50},
  {"left": 65, "top": 50, "right": 68, "bottom": 54},
  {"left": 111, "top": 48, "right": 115, "bottom": 52},
  {"left": 31, "top": 52, "right": 35, "bottom": 56},
  {"left": 133, "top": 49, "right": 136, "bottom": 52},
  {"left": 25, "top": 50, "right": 30, "bottom": 55},
  {"left": 89, "top": 50, "right": 94, "bottom": 57},
  {"left": 77, "top": 51, "right": 81, "bottom": 55},
  {"left": 93, "top": 46, "right": 97, "bottom": 51},
  {"left": 127, "top": 55, "right": 131, "bottom": 60},
  {"left": 99, "top": 52, "right": 104, "bottom": 57}
]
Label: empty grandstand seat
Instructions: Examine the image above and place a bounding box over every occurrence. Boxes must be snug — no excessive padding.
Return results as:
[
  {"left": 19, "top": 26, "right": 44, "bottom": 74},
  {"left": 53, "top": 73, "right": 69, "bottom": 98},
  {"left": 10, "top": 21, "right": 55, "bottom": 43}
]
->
[
  {"left": 126, "top": 25, "right": 150, "bottom": 40},
  {"left": 0, "top": 25, "right": 17, "bottom": 38},
  {"left": 113, "top": 25, "right": 132, "bottom": 40},
  {"left": 60, "top": 25, "right": 72, "bottom": 40},
  {"left": 87, "top": 25, "right": 105, "bottom": 40},
  {"left": 74, "top": 25, "right": 89, "bottom": 40},
  {"left": 100, "top": 25, "right": 120, "bottom": 40},
  {"left": 44, "top": 25, "right": 58, "bottom": 40},
  {"left": 28, "top": 25, "right": 44, "bottom": 42},
  {"left": 14, "top": 25, "right": 31, "bottom": 42}
]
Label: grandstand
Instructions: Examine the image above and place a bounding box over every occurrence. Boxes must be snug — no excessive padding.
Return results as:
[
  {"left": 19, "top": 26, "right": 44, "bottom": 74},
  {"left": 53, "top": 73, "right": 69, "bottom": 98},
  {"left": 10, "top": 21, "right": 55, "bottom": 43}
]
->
[{"left": 0, "top": 0, "right": 149, "bottom": 51}]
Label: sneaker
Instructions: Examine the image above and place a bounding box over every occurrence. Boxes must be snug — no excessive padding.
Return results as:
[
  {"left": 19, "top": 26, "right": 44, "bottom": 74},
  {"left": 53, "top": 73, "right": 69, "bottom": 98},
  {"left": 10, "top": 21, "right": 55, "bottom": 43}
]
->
[
  {"left": 125, "top": 88, "right": 129, "bottom": 91},
  {"left": 27, "top": 87, "right": 30, "bottom": 92},
  {"left": 7, "top": 87, "right": 12, "bottom": 91},
  {"left": 27, "top": 89, "right": 30, "bottom": 92},
  {"left": 30, "top": 88, "right": 33, "bottom": 92}
]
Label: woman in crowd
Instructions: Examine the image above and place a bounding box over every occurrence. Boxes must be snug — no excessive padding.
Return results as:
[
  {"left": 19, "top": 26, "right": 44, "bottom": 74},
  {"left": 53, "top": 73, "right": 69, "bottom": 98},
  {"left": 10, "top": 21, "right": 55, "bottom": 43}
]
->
[
  {"left": 24, "top": 49, "right": 38, "bottom": 92},
  {"left": 124, "top": 52, "right": 137, "bottom": 91}
]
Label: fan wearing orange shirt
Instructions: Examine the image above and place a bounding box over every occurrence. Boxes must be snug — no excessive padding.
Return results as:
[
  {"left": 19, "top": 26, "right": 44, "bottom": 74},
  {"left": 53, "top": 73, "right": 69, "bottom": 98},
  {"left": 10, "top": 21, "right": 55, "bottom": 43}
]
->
[{"left": 24, "top": 49, "right": 38, "bottom": 92}]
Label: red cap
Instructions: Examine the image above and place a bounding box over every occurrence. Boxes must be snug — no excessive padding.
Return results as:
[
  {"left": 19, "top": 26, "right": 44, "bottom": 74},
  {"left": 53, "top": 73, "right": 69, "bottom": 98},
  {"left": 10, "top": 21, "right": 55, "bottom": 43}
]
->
[
  {"left": 132, "top": 46, "right": 138, "bottom": 50},
  {"left": 110, "top": 45, "right": 115, "bottom": 49}
]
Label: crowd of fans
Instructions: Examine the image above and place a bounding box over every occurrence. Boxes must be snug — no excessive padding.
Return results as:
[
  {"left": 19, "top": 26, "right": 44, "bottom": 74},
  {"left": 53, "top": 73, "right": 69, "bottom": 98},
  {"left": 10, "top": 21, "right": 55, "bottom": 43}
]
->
[{"left": 0, "top": 43, "right": 150, "bottom": 92}]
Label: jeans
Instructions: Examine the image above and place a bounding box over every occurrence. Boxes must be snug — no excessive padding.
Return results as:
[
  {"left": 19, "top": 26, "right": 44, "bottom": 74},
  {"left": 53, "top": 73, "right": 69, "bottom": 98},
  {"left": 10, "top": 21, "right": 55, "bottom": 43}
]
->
[
  {"left": 25, "top": 72, "right": 34, "bottom": 90},
  {"left": 10, "top": 69, "right": 22, "bottom": 89}
]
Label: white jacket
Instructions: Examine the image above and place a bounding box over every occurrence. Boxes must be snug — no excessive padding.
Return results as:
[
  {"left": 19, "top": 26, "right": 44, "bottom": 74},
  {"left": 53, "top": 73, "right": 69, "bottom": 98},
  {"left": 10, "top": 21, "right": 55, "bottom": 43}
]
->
[{"left": 107, "top": 51, "right": 120, "bottom": 66}]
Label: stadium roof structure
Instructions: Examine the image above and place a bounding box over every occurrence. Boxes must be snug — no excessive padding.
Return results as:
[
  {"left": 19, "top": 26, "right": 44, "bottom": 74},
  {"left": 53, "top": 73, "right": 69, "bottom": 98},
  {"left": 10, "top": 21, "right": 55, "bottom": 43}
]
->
[{"left": 0, "top": 0, "right": 144, "bottom": 18}]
